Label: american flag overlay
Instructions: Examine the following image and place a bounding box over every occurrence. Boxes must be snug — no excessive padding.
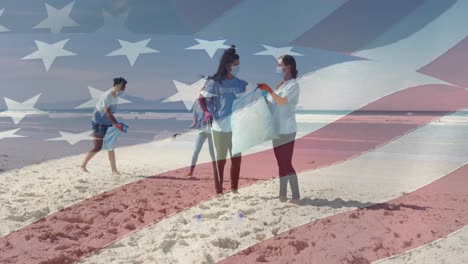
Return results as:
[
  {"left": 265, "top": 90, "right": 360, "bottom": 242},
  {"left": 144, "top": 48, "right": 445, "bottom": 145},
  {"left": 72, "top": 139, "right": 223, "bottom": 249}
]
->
[{"left": 1, "top": 1, "right": 468, "bottom": 263}]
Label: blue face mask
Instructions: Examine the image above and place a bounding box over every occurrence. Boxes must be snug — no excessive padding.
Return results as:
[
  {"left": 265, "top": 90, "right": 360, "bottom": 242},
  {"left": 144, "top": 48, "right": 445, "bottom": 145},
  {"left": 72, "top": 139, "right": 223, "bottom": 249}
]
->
[
  {"left": 230, "top": 65, "right": 240, "bottom": 76},
  {"left": 117, "top": 90, "right": 124, "bottom": 96},
  {"left": 276, "top": 66, "right": 284, "bottom": 77}
]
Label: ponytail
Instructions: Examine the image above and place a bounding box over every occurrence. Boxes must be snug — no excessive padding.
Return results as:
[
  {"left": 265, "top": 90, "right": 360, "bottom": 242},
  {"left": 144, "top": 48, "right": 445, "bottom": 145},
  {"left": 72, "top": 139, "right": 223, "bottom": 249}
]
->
[{"left": 206, "top": 45, "right": 239, "bottom": 83}]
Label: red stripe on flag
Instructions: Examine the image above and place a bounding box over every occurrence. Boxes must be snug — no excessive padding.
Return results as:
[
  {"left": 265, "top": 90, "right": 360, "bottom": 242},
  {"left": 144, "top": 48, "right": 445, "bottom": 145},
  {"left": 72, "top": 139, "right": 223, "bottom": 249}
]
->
[
  {"left": 419, "top": 37, "right": 468, "bottom": 88},
  {"left": 219, "top": 162, "right": 468, "bottom": 264},
  {"left": 0, "top": 84, "right": 466, "bottom": 263}
]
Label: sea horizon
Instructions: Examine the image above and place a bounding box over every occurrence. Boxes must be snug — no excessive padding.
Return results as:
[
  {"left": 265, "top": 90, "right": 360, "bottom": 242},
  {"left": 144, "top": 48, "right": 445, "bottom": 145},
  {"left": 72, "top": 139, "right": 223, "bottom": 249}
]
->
[{"left": 6, "top": 108, "right": 468, "bottom": 116}]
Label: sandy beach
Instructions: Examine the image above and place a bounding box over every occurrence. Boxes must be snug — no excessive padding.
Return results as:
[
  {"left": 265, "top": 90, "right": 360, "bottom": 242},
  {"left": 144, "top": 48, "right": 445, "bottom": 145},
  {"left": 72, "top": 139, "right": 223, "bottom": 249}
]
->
[
  {"left": 1, "top": 0, "right": 467, "bottom": 262},
  {"left": 1, "top": 112, "right": 468, "bottom": 263}
]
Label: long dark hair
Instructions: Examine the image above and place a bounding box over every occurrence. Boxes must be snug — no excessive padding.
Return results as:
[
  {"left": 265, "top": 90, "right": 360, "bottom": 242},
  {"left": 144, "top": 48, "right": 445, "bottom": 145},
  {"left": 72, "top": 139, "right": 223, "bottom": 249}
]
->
[
  {"left": 279, "top": 55, "right": 298, "bottom": 79},
  {"left": 205, "top": 45, "right": 239, "bottom": 83}
]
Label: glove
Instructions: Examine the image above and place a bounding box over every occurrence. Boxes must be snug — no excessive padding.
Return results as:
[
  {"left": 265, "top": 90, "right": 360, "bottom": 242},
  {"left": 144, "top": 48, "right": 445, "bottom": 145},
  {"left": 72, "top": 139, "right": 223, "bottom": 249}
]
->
[
  {"left": 203, "top": 111, "right": 213, "bottom": 124},
  {"left": 257, "top": 83, "right": 273, "bottom": 94},
  {"left": 115, "top": 124, "right": 124, "bottom": 132}
]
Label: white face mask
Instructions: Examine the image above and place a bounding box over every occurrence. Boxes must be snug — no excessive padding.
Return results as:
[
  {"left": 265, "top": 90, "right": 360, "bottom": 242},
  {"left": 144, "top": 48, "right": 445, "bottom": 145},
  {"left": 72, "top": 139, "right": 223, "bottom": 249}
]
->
[
  {"left": 276, "top": 66, "right": 285, "bottom": 77},
  {"left": 230, "top": 65, "right": 240, "bottom": 76}
]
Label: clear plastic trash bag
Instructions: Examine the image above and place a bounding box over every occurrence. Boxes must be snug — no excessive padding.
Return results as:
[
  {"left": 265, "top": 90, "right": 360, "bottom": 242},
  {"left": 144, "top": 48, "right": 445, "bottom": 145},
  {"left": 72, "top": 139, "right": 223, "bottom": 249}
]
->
[
  {"left": 103, "top": 123, "right": 128, "bottom": 151},
  {"left": 231, "top": 90, "right": 277, "bottom": 155}
]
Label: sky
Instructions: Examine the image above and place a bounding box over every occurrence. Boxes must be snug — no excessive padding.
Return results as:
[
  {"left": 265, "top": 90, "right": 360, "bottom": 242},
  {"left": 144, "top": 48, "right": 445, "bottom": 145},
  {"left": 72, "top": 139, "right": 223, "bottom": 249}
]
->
[{"left": 0, "top": 0, "right": 462, "bottom": 110}]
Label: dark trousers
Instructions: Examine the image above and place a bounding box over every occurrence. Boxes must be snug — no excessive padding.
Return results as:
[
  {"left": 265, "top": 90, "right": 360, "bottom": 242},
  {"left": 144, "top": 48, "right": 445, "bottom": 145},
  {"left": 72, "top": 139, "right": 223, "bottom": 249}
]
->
[
  {"left": 273, "top": 133, "right": 300, "bottom": 199},
  {"left": 212, "top": 130, "right": 242, "bottom": 193}
]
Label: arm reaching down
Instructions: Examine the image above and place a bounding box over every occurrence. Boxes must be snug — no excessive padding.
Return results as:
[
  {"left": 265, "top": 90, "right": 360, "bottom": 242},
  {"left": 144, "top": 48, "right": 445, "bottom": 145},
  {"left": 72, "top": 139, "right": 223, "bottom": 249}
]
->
[
  {"left": 104, "top": 107, "right": 123, "bottom": 131},
  {"left": 199, "top": 79, "right": 216, "bottom": 124},
  {"left": 198, "top": 96, "right": 213, "bottom": 124}
]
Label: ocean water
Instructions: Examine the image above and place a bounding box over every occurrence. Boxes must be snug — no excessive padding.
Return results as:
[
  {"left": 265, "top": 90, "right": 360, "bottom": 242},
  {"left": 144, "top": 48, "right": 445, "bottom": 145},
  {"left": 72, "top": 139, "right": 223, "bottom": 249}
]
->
[
  {"left": 0, "top": 109, "right": 467, "bottom": 172},
  {"left": 0, "top": 110, "right": 194, "bottom": 172}
]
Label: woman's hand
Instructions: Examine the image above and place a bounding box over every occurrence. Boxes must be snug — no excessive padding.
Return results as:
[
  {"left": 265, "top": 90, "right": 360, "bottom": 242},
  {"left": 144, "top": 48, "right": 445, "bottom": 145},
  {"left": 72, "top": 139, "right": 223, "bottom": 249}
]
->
[
  {"left": 203, "top": 111, "right": 213, "bottom": 124},
  {"left": 257, "top": 83, "right": 273, "bottom": 94},
  {"left": 259, "top": 82, "right": 289, "bottom": 106}
]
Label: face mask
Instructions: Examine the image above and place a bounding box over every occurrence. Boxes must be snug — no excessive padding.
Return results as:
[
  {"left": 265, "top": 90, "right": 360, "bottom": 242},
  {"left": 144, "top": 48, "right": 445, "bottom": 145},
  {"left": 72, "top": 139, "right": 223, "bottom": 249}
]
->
[
  {"left": 276, "top": 66, "right": 284, "bottom": 77},
  {"left": 230, "top": 65, "right": 239, "bottom": 76},
  {"left": 117, "top": 90, "right": 124, "bottom": 96}
]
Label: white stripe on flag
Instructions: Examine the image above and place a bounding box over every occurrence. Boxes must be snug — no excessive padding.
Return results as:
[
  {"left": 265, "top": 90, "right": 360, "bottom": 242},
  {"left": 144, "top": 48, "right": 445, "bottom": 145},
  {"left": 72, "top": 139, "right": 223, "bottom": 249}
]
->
[
  {"left": 355, "top": 0, "right": 468, "bottom": 71},
  {"left": 298, "top": 60, "right": 447, "bottom": 111}
]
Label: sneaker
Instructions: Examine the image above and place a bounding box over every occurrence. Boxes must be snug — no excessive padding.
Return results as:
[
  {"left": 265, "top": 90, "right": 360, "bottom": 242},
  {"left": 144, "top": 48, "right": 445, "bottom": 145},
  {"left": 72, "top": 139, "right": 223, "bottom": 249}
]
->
[{"left": 279, "top": 196, "right": 287, "bottom": 202}]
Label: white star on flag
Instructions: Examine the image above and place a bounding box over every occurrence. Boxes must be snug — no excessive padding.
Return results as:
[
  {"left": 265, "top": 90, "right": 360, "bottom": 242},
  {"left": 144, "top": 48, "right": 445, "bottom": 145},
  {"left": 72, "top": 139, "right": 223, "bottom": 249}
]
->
[
  {"left": 0, "top": 8, "right": 9, "bottom": 32},
  {"left": 185, "top": 38, "right": 230, "bottom": 59},
  {"left": 96, "top": 10, "right": 130, "bottom": 34},
  {"left": 254, "top": 44, "right": 304, "bottom": 60},
  {"left": 0, "top": 128, "right": 24, "bottom": 140},
  {"left": 33, "top": 2, "right": 80, "bottom": 34},
  {"left": 75, "top": 87, "right": 132, "bottom": 109},
  {"left": 22, "top": 39, "right": 76, "bottom": 71},
  {"left": 106, "top": 39, "right": 159, "bottom": 66},
  {"left": 0, "top": 94, "right": 47, "bottom": 124},
  {"left": 47, "top": 130, "right": 93, "bottom": 145},
  {"left": 163, "top": 78, "right": 207, "bottom": 110}
]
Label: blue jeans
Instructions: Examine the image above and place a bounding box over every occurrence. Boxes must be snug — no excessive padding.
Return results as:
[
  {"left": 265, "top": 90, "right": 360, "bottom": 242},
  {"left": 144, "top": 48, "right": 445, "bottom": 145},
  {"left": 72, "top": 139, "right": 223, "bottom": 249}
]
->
[
  {"left": 189, "top": 131, "right": 216, "bottom": 173},
  {"left": 273, "top": 133, "right": 300, "bottom": 200}
]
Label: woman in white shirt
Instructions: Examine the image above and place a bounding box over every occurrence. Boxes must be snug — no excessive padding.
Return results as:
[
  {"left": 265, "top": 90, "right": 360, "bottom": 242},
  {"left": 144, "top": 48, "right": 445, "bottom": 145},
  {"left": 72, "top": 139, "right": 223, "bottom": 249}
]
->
[{"left": 258, "top": 55, "right": 301, "bottom": 205}]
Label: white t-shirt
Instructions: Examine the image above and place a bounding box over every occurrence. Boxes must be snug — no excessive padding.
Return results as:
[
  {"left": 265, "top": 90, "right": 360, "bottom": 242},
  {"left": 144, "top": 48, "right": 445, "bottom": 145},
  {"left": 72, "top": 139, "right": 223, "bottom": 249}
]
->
[
  {"left": 92, "top": 89, "right": 119, "bottom": 125},
  {"left": 266, "top": 79, "right": 300, "bottom": 134},
  {"left": 201, "top": 78, "right": 248, "bottom": 132}
]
